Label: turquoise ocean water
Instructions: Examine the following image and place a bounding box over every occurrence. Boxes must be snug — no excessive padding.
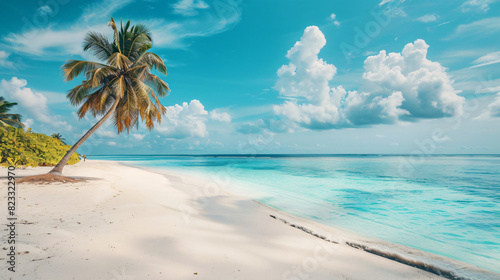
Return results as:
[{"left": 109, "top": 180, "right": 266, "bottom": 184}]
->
[{"left": 92, "top": 155, "right": 500, "bottom": 274}]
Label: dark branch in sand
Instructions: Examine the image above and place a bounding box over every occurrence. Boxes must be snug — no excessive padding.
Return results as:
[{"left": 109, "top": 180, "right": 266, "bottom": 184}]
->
[{"left": 17, "top": 174, "right": 85, "bottom": 184}]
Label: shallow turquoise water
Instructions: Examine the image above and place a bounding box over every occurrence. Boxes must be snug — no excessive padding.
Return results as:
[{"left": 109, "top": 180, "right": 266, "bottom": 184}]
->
[{"left": 92, "top": 155, "right": 500, "bottom": 273}]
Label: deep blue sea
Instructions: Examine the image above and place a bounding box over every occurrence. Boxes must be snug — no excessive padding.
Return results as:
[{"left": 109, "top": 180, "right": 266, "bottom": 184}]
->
[{"left": 91, "top": 154, "right": 500, "bottom": 273}]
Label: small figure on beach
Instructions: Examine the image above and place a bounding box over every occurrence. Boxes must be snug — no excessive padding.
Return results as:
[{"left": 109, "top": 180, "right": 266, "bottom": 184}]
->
[{"left": 83, "top": 154, "right": 87, "bottom": 162}]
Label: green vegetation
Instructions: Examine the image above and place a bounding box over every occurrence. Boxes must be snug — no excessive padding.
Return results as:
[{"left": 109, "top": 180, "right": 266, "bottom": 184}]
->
[
  {"left": 51, "top": 133, "right": 66, "bottom": 144},
  {"left": 50, "top": 17, "right": 169, "bottom": 174},
  {"left": 0, "top": 97, "right": 24, "bottom": 129},
  {"left": 0, "top": 126, "right": 80, "bottom": 167}
]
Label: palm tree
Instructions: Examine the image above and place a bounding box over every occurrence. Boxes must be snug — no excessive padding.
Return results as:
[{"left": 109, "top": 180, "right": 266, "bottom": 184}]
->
[
  {"left": 51, "top": 133, "right": 66, "bottom": 144},
  {"left": 50, "top": 17, "right": 169, "bottom": 175},
  {"left": 0, "top": 97, "right": 24, "bottom": 129}
]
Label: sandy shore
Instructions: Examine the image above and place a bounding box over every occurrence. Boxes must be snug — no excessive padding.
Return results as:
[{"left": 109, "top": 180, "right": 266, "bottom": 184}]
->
[{"left": 1, "top": 160, "right": 449, "bottom": 279}]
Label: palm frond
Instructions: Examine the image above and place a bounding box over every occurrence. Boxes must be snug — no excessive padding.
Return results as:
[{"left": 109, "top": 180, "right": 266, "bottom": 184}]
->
[
  {"left": 123, "top": 79, "right": 139, "bottom": 131},
  {"left": 135, "top": 52, "right": 167, "bottom": 74},
  {"left": 83, "top": 31, "right": 113, "bottom": 61},
  {"left": 108, "top": 17, "right": 122, "bottom": 54},
  {"left": 77, "top": 87, "right": 111, "bottom": 118},
  {"left": 131, "top": 78, "right": 164, "bottom": 129},
  {"left": 67, "top": 84, "right": 93, "bottom": 106},
  {"left": 138, "top": 43, "right": 152, "bottom": 57},
  {"left": 131, "top": 24, "right": 152, "bottom": 41},
  {"left": 90, "top": 67, "right": 119, "bottom": 87},
  {"left": 128, "top": 64, "right": 149, "bottom": 80},
  {"left": 62, "top": 60, "right": 107, "bottom": 81},
  {"left": 115, "top": 76, "right": 128, "bottom": 99},
  {"left": 107, "top": 52, "right": 132, "bottom": 70},
  {"left": 0, "top": 112, "right": 21, "bottom": 121},
  {"left": 65, "top": 18, "right": 169, "bottom": 135},
  {"left": 134, "top": 78, "right": 166, "bottom": 114},
  {"left": 0, "top": 98, "right": 19, "bottom": 113},
  {"left": 0, "top": 97, "right": 24, "bottom": 128},
  {"left": 0, "top": 119, "right": 20, "bottom": 128},
  {"left": 145, "top": 74, "right": 170, "bottom": 97},
  {"left": 0, "top": 113, "right": 24, "bottom": 128}
]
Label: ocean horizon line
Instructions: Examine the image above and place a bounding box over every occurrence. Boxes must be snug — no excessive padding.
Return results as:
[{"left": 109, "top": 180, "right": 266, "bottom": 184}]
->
[{"left": 88, "top": 153, "right": 500, "bottom": 157}]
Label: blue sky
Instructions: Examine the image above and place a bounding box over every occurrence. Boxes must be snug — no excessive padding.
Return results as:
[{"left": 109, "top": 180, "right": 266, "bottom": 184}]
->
[{"left": 1, "top": 0, "right": 500, "bottom": 155}]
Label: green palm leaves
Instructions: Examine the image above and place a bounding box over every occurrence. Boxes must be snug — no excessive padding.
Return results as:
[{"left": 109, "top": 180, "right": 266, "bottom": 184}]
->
[
  {"left": 51, "top": 133, "right": 66, "bottom": 144},
  {"left": 0, "top": 97, "right": 24, "bottom": 129},
  {"left": 63, "top": 17, "right": 169, "bottom": 133}
]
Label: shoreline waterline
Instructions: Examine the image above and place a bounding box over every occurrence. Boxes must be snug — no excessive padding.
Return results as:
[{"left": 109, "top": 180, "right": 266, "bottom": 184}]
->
[
  {"left": 6, "top": 160, "right": 451, "bottom": 279},
  {"left": 89, "top": 154, "right": 500, "bottom": 273},
  {"left": 110, "top": 159, "right": 500, "bottom": 280}
]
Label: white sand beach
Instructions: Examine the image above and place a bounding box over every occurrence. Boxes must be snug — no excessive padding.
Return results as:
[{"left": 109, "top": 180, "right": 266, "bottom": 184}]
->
[{"left": 1, "top": 160, "right": 447, "bottom": 279}]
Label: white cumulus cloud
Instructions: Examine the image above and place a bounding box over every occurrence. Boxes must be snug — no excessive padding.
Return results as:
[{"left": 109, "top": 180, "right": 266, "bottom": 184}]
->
[
  {"left": 156, "top": 99, "right": 209, "bottom": 138},
  {"left": 209, "top": 109, "right": 231, "bottom": 122},
  {"left": 274, "top": 26, "right": 337, "bottom": 103},
  {"left": 23, "top": 118, "right": 34, "bottom": 129},
  {"left": 488, "top": 94, "right": 500, "bottom": 117},
  {"left": 477, "top": 93, "right": 500, "bottom": 119},
  {"left": 0, "top": 77, "right": 70, "bottom": 129},
  {"left": 133, "top": 134, "right": 146, "bottom": 141},
  {"left": 362, "top": 39, "right": 464, "bottom": 119},
  {"left": 271, "top": 26, "right": 464, "bottom": 131}
]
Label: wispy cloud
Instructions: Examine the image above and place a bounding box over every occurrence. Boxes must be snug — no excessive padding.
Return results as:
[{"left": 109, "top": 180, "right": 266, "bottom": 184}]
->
[
  {"left": 476, "top": 93, "right": 500, "bottom": 119},
  {"left": 37, "top": 5, "right": 53, "bottom": 16},
  {"left": 328, "top": 13, "right": 340, "bottom": 27},
  {"left": 461, "top": 0, "right": 498, "bottom": 13},
  {"left": 470, "top": 51, "right": 500, "bottom": 68},
  {"left": 3, "top": 0, "right": 242, "bottom": 59},
  {"left": 450, "top": 17, "right": 500, "bottom": 38},
  {"left": 4, "top": 24, "right": 108, "bottom": 57},
  {"left": 173, "top": 0, "right": 209, "bottom": 16},
  {"left": 82, "top": 0, "right": 134, "bottom": 23},
  {"left": 476, "top": 85, "right": 500, "bottom": 93},
  {"left": 379, "top": 0, "right": 407, "bottom": 17},
  {"left": 435, "top": 19, "right": 455, "bottom": 27},
  {"left": 416, "top": 14, "right": 438, "bottom": 23},
  {"left": 0, "top": 51, "right": 13, "bottom": 68},
  {"left": 379, "top": 0, "right": 405, "bottom": 6}
]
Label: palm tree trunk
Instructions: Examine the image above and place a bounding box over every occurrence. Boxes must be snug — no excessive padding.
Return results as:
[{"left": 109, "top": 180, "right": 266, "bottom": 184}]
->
[{"left": 49, "top": 98, "right": 120, "bottom": 175}]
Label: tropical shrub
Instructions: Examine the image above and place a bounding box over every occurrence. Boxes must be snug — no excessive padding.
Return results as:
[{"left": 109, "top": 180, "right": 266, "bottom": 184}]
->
[{"left": 0, "top": 127, "right": 80, "bottom": 167}]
